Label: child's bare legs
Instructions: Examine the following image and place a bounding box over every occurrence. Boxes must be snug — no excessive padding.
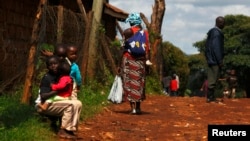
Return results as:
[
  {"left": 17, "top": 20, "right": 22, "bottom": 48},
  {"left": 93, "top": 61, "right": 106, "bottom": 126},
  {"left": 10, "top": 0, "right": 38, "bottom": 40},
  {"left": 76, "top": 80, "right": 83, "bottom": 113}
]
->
[
  {"left": 146, "top": 53, "right": 152, "bottom": 65},
  {"left": 38, "top": 102, "right": 50, "bottom": 111},
  {"left": 231, "top": 88, "right": 236, "bottom": 98},
  {"left": 223, "top": 90, "right": 229, "bottom": 99},
  {"left": 146, "top": 60, "right": 152, "bottom": 65}
]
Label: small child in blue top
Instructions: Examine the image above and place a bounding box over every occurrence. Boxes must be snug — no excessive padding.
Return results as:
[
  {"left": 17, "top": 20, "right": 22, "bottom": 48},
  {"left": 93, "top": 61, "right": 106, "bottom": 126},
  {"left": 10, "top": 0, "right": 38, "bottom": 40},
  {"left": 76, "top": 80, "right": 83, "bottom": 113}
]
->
[{"left": 65, "top": 44, "right": 82, "bottom": 100}]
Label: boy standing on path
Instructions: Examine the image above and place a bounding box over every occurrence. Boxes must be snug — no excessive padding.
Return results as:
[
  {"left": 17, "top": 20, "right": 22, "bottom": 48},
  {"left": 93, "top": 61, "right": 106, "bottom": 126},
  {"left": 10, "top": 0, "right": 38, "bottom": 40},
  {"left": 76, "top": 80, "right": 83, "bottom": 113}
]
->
[
  {"left": 220, "top": 69, "right": 238, "bottom": 99},
  {"left": 170, "top": 75, "right": 178, "bottom": 96},
  {"left": 227, "top": 69, "right": 237, "bottom": 98}
]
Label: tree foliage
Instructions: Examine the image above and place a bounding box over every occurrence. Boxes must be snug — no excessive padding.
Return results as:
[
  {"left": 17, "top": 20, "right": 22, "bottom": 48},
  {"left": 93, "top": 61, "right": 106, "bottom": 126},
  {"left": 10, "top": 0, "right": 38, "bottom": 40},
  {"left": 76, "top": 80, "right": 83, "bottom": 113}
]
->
[
  {"left": 161, "top": 41, "right": 189, "bottom": 95},
  {"left": 184, "top": 53, "right": 207, "bottom": 95},
  {"left": 187, "top": 53, "right": 206, "bottom": 72}
]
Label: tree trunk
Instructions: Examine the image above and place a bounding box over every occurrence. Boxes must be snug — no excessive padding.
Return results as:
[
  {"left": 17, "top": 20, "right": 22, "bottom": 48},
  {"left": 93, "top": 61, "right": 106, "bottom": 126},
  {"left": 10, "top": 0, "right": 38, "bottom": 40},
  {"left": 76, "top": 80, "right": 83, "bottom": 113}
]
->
[
  {"left": 22, "top": 0, "right": 47, "bottom": 104},
  {"left": 151, "top": 38, "right": 161, "bottom": 70},
  {"left": 140, "top": 0, "right": 165, "bottom": 74},
  {"left": 151, "top": 0, "right": 165, "bottom": 33},
  {"left": 150, "top": 0, "right": 165, "bottom": 75}
]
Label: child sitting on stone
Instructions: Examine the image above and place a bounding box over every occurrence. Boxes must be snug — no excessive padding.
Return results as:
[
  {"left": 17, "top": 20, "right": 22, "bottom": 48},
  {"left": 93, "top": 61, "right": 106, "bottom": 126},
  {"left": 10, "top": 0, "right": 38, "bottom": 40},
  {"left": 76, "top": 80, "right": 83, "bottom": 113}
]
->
[{"left": 38, "top": 61, "right": 73, "bottom": 111}]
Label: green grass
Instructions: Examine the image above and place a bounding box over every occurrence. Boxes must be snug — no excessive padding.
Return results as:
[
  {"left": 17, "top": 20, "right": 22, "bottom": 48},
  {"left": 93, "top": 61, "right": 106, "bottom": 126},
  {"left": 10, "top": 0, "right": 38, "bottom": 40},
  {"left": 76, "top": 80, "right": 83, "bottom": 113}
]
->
[
  {"left": 0, "top": 92, "right": 56, "bottom": 141},
  {"left": 78, "top": 83, "right": 111, "bottom": 120},
  {"left": 0, "top": 75, "right": 161, "bottom": 140},
  {"left": 0, "top": 82, "right": 111, "bottom": 141},
  {"left": 0, "top": 78, "right": 116, "bottom": 141}
]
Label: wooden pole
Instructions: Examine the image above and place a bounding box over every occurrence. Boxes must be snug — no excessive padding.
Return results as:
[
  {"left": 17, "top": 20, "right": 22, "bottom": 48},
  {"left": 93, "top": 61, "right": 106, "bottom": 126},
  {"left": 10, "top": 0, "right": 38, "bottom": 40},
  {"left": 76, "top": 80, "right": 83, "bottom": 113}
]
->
[
  {"left": 115, "top": 20, "right": 123, "bottom": 37},
  {"left": 76, "top": 0, "right": 88, "bottom": 23},
  {"left": 87, "top": 0, "right": 104, "bottom": 79},
  {"left": 80, "top": 12, "right": 93, "bottom": 84},
  {"left": 57, "top": 5, "right": 63, "bottom": 43},
  {"left": 76, "top": 0, "right": 93, "bottom": 84},
  {"left": 100, "top": 33, "right": 117, "bottom": 75},
  {"left": 140, "top": 13, "right": 150, "bottom": 30},
  {"left": 22, "top": 0, "right": 47, "bottom": 104}
]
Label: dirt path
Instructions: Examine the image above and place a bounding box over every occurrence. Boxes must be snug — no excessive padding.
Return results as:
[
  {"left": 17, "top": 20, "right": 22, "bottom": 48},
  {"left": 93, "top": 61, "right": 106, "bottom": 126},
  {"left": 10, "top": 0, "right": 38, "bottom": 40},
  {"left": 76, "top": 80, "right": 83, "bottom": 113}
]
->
[{"left": 75, "top": 95, "right": 250, "bottom": 141}]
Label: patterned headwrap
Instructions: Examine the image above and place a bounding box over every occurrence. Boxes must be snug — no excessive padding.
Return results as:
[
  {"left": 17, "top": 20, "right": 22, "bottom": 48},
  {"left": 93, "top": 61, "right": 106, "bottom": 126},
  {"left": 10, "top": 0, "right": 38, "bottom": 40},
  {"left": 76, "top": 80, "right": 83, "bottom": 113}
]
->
[{"left": 125, "top": 12, "right": 142, "bottom": 25}]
